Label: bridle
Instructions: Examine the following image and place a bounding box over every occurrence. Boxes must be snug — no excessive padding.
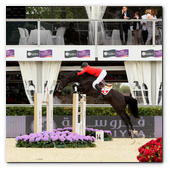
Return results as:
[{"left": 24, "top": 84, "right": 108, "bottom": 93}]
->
[{"left": 58, "top": 71, "right": 78, "bottom": 90}]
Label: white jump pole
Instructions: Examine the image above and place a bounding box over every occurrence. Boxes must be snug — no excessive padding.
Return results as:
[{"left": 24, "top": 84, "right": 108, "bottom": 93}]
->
[
  {"left": 46, "top": 94, "right": 53, "bottom": 132},
  {"left": 34, "top": 93, "right": 42, "bottom": 133},
  {"left": 72, "top": 85, "right": 86, "bottom": 135},
  {"left": 79, "top": 94, "right": 86, "bottom": 135},
  {"left": 72, "top": 92, "right": 79, "bottom": 134},
  {"left": 34, "top": 93, "right": 53, "bottom": 133}
]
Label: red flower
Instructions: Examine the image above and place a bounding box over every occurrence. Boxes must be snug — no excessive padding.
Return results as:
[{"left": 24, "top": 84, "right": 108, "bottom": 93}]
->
[{"left": 137, "top": 137, "right": 162, "bottom": 162}]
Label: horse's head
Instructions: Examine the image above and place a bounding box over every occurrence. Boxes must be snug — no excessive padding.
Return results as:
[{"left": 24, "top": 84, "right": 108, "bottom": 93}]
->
[{"left": 57, "top": 71, "right": 77, "bottom": 92}]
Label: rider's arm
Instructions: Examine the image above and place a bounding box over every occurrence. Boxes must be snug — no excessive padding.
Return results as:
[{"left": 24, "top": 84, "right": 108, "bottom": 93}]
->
[{"left": 77, "top": 67, "right": 88, "bottom": 76}]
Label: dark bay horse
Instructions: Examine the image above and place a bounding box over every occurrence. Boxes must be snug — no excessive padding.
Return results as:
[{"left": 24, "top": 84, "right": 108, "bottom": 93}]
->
[{"left": 57, "top": 71, "right": 140, "bottom": 138}]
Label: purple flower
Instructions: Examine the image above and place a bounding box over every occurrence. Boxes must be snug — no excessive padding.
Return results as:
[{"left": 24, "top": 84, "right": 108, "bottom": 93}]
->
[
  {"left": 51, "top": 136, "right": 59, "bottom": 142},
  {"left": 16, "top": 136, "right": 23, "bottom": 142},
  {"left": 65, "top": 136, "right": 73, "bottom": 142},
  {"left": 72, "top": 136, "right": 78, "bottom": 142},
  {"left": 91, "top": 136, "right": 96, "bottom": 142},
  {"left": 63, "top": 127, "right": 72, "bottom": 131},
  {"left": 56, "top": 128, "right": 63, "bottom": 131},
  {"left": 78, "top": 137, "right": 84, "bottom": 142},
  {"left": 43, "top": 136, "right": 49, "bottom": 142},
  {"left": 23, "top": 135, "right": 30, "bottom": 142},
  {"left": 35, "top": 137, "right": 41, "bottom": 142},
  {"left": 59, "top": 135, "right": 65, "bottom": 142},
  {"left": 29, "top": 136, "right": 35, "bottom": 142},
  {"left": 104, "top": 130, "right": 112, "bottom": 136}
]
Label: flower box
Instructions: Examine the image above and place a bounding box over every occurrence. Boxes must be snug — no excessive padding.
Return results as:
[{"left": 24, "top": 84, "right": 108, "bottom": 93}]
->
[
  {"left": 137, "top": 137, "right": 162, "bottom": 162},
  {"left": 104, "top": 137, "right": 112, "bottom": 141},
  {"left": 54, "top": 144, "right": 65, "bottom": 148},
  {"left": 15, "top": 127, "right": 112, "bottom": 148}
]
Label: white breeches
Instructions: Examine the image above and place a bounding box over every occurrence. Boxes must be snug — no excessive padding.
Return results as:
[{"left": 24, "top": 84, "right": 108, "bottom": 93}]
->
[{"left": 92, "top": 70, "right": 107, "bottom": 89}]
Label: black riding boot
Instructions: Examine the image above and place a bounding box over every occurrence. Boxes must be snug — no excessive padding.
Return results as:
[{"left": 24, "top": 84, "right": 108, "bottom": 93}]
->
[{"left": 95, "top": 84, "right": 103, "bottom": 99}]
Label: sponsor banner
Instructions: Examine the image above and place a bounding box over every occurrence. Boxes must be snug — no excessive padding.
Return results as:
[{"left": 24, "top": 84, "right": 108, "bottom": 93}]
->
[
  {"left": 27, "top": 49, "right": 52, "bottom": 58},
  {"left": 141, "top": 49, "right": 154, "bottom": 58},
  {"left": 103, "top": 49, "right": 129, "bottom": 58},
  {"left": 78, "top": 50, "right": 90, "bottom": 58},
  {"left": 103, "top": 50, "right": 116, "bottom": 58},
  {"left": 154, "top": 116, "right": 162, "bottom": 137},
  {"left": 27, "top": 50, "right": 39, "bottom": 58},
  {"left": 154, "top": 49, "right": 162, "bottom": 58},
  {"left": 65, "top": 50, "right": 77, "bottom": 58},
  {"left": 65, "top": 49, "right": 90, "bottom": 58},
  {"left": 116, "top": 49, "right": 129, "bottom": 57},
  {"left": 141, "top": 49, "right": 162, "bottom": 58},
  {"left": 25, "top": 116, "right": 158, "bottom": 138},
  {"left": 6, "top": 49, "right": 14, "bottom": 58},
  {"left": 40, "top": 49, "right": 52, "bottom": 58},
  {"left": 6, "top": 116, "right": 26, "bottom": 137}
]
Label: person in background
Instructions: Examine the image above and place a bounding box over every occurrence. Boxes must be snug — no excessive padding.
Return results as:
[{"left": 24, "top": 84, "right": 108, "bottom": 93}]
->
[
  {"left": 53, "top": 91, "right": 61, "bottom": 104},
  {"left": 145, "top": 9, "right": 153, "bottom": 45},
  {"left": 64, "top": 23, "right": 78, "bottom": 45},
  {"left": 152, "top": 9, "right": 159, "bottom": 45},
  {"left": 141, "top": 9, "right": 148, "bottom": 44},
  {"left": 119, "top": 6, "right": 132, "bottom": 45},
  {"left": 133, "top": 11, "right": 141, "bottom": 45}
]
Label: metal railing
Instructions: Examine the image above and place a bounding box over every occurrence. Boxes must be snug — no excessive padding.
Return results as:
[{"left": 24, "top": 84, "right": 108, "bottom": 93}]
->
[{"left": 6, "top": 18, "right": 162, "bottom": 46}]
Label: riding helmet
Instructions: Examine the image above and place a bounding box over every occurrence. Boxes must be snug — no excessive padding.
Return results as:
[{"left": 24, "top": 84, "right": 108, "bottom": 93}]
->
[{"left": 81, "top": 62, "right": 89, "bottom": 68}]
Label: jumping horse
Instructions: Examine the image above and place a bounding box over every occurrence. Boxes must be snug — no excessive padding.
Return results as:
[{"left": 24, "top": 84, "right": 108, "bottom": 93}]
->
[{"left": 57, "top": 71, "right": 140, "bottom": 138}]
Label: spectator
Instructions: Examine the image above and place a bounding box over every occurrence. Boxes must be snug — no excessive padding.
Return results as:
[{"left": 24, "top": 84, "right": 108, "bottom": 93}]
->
[
  {"left": 119, "top": 6, "right": 132, "bottom": 45},
  {"left": 64, "top": 23, "right": 79, "bottom": 45},
  {"left": 133, "top": 12, "right": 141, "bottom": 45},
  {"left": 145, "top": 9, "right": 153, "bottom": 45},
  {"left": 152, "top": 9, "right": 159, "bottom": 45},
  {"left": 141, "top": 9, "right": 148, "bottom": 44},
  {"left": 53, "top": 91, "right": 61, "bottom": 104}
]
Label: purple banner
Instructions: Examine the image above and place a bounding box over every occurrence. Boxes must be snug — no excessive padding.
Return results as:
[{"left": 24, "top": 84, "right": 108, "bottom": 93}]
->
[
  {"left": 40, "top": 49, "right": 52, "bottom": 58},
  {"left": 6, "top": 49, "right": 14, "bottom": 58},
  {"left": 77, "top": 50, "right": 90, "bottom": 58},
  {"left": 116, "top": 49, "right": 129, "bottom": 57},
  {"left": 154, "top": 50, "right": 162, "bottom": 58}
]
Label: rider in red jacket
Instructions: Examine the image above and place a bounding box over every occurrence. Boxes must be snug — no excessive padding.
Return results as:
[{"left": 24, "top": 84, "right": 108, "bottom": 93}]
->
[{"left": 77, "top": 62, "right": 107, "bottom": 99}]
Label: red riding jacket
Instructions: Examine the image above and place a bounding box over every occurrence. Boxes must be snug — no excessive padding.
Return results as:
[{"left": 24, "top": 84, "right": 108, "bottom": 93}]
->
[{"left": 77, "top": 65, "right": 103, "bottom": 77}]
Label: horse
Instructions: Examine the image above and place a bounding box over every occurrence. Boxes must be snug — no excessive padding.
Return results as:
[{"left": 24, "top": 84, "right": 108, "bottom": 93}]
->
[{"left": 57, "top": 71, "right": 140, "bottom": 138}]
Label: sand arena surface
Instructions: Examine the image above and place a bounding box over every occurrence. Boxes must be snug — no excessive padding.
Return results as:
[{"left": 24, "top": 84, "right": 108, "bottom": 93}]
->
[{"left": 6, "top": 138, "right": 154, "bottom": 162}]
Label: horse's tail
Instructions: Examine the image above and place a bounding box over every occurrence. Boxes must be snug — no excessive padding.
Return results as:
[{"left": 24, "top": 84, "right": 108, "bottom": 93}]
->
[{"left": 125, "top": 96, "right": 140, "bottom": 119}]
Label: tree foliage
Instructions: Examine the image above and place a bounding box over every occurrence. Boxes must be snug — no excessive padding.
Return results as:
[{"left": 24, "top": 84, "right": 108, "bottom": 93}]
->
[
  {"left": 26, "top": 7, "right": 88, "bottom": 19},
  {"left": 119, "top": 85, "right": 130, "bottom": 93}
]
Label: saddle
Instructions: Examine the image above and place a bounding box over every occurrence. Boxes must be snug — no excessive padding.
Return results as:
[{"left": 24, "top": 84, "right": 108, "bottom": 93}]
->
[
  {"left": 99, "top": 80, "right": 112, "bottom": 95},
  {"left": 99, "top": 80, "right": 112, "bottom": 89}
]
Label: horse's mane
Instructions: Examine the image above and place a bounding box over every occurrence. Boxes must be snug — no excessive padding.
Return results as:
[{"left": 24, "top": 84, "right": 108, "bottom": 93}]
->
[{"left": 78, "top": 72, "right": 96, "bottom": 81}]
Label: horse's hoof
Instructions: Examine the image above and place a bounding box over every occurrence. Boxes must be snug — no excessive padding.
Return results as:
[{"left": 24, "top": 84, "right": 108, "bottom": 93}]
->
[{"left": 133, "top": 130, "right": 138, "bottom": 136}]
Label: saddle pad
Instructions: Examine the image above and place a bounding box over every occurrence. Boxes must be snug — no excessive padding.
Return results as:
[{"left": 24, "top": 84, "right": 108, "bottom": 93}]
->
[{"left": 101, "top": 85, "right": 112, "bottom": 95}]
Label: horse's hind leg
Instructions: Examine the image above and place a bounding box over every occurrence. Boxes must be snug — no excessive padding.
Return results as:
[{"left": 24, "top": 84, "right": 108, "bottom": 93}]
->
[
  {"left": 126, "top": 114, "right": 138, "bottom": 136},
  {"left": 119, "top": 111, "right": 132, "bottom": 138}
]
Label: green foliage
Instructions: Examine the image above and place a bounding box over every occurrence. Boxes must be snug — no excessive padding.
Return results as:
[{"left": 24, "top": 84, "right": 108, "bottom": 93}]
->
[
  {"left": 6, "top": 106, "right": 162, "bottom": 116},
  {"left": 26, "top": 6, "right": 87, "bottom": 19},
  {"left": 119, "top": 85, "right": 130, "bottom": 93}
]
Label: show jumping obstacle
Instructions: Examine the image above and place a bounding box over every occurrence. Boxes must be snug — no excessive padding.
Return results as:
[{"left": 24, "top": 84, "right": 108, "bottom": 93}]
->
[
  {"left": 72, "top": 84, "right": 86, "bottom": 135},
  {"left": 34, "top": 93, "right": 53, "bottom": 133}
]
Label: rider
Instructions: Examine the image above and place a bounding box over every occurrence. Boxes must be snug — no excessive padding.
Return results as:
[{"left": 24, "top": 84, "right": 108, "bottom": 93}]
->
[{"left": 77, "top": 62, "right": 107, "bottom": 99}]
